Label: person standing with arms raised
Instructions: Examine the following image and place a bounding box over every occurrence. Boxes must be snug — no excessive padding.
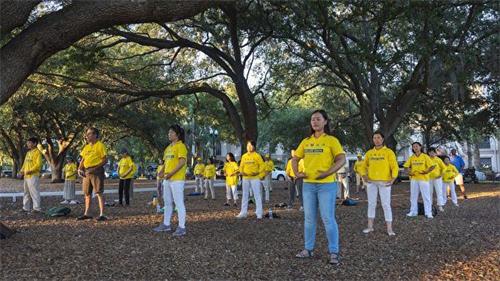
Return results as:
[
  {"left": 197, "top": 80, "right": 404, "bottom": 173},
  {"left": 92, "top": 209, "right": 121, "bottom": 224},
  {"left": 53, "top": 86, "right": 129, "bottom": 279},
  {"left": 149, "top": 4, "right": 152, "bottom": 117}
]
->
[
  {"left": 77, "top": 128, "right": 107, "bottom": 221},
  {"left": 293, "top": 110, "right": 346, "bottom": 265},
  {"left": 153, "top": 125, "right": 188, "bottom": 236},
  {"left": 360, "top": 131, "right": 398, "bottom": 236}
]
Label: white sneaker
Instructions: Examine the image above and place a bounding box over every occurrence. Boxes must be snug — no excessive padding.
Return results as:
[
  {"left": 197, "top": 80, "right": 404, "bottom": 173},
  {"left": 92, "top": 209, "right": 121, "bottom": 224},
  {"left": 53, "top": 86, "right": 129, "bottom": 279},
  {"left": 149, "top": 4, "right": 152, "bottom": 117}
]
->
[
  {"left": 299, "top": 206, "right": 304, "bottom": 212},
  {"left": 426, "top": 215, "right": 434, "bottom": 219},
  {"left": 362, "top": 228, "right": 374, "bottom": 234},
  {"left": 60, "top": 200, "right": 69, "bottom": 204},
  {"left": 454, "top": 203, "right": 459, "bottom": 207},
  {"left": 69, "top": 200, "right": 79, "bottom": 205},
  {"left": 235, "top": 213, "right": 247, "bottom": 219},
  {"left": 387, "top": 231, "right": 396, "bottom": 236},
  {"left": 438, "top": 206, "right": 444, "bottom": 212},
  {"left": 406, "top": 212, "right": 417, "bottom": 217}
]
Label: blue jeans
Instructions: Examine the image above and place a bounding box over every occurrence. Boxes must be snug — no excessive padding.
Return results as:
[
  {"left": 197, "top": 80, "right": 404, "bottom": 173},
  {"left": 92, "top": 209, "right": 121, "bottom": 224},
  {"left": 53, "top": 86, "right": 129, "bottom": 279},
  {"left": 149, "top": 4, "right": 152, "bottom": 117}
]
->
[{"left": 302, "top": 182, "right": 339, "bottom": 254}]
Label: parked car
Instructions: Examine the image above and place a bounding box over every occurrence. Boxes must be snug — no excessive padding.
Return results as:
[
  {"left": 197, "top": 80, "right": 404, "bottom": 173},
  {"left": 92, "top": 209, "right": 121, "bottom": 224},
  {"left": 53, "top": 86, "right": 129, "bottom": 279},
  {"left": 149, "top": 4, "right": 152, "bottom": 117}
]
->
[
  {"left": 271, "top": 167, "right": 286, "bottom": 181},
  {"left": 1, "top": 169, "right": 13, "bottom": 177},
  {"left": 463, "top": 168, "right": 486, "bottom": 183},
  {"left": 395, "top": 162, "right": 409, "bottom": 183}
]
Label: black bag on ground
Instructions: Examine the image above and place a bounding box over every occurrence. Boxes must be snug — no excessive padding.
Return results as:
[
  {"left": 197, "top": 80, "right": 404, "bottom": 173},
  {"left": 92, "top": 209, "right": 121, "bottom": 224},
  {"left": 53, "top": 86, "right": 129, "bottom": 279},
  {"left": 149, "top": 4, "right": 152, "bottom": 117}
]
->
[
  {"left": 417, "top": 202, "right": 438, "bottom": 217},
  {"left": 46, "top": 206, "right": 71, "bottom": 217},
  {"left": 0, "top": 222, "right": 15, "bottom": 239}
]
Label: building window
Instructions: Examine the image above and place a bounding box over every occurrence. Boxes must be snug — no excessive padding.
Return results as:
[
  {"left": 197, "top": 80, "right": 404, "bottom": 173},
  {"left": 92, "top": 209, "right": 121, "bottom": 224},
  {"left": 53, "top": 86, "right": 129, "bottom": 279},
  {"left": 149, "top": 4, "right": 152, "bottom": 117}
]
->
[
  {"left": 478, "top": 137, "right": 491, "bottom": 149},
  {"left": 479, "top": 157, "right": 492, "bottom": 170}
]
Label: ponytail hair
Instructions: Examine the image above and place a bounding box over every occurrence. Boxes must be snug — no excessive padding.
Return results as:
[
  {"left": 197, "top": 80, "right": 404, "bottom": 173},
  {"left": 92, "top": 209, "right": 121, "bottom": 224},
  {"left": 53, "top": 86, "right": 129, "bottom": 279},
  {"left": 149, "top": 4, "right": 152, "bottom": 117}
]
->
[{"left": 169, "top": 124, "right": 185, "bottom": 142}]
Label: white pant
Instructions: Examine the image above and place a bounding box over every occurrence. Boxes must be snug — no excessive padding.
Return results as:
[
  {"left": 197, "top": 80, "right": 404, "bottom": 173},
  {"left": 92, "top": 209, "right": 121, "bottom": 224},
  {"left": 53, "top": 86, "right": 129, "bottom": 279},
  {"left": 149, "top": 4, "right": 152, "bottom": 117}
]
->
[
  {"left": 262, "top": 174, "right": 271, "bottom": 202},
  {"left": 356, "top": 174, "right": 366, "bottom": 188},
  {"left": 204, "top": 179, "right": 215, "bottom": 199},
  {"left": 163, "top": 180, "right": 186, "bottom": 228},
  {"left": 226, "top": 184, "right": 238, "bottom": 201},
  {"left": 429, "top": 177, "right": 444, "bottom": 206},
  {"left": 337, "top": 176, "right": 350, "bottom": 199},
  {"left": 367, "top": 182, "right": 393, "bottom": 222},
  {"left": 23, "top": 176, "right": 41, "bottom": 211},
  {"left": 195, "top": 176, "right": 203, "bottom": 193},
  {"left": 239, "top": 179, "right": 263, "bottom": 218},
  {"left": 410, "top": 180, "right": 432, "bottom": 216},
  {"left": 442, "top": 182, "right": 458, "bottom": 205}
]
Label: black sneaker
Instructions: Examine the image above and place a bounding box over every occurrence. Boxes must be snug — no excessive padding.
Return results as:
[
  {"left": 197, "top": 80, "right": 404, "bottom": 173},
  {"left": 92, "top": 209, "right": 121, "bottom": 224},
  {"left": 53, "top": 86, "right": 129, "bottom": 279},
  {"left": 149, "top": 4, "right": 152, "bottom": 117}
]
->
[
  {"left": 224, "top": 202, "right": 230, "bottom": 207},
  {"left": 96, "top": 216, "right": 107, "bottom": 221},
  {"left": 77, "top": 215, "right": 92, "bottom": 220}
]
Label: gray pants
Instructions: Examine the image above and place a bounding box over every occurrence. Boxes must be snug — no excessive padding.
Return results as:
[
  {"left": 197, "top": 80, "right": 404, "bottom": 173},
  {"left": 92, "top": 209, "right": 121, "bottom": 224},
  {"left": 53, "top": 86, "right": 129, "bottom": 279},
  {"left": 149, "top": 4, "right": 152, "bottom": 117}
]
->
[
  {"left": 63, "top": 180, "right": 76, "bottom": 200},
  {"left": 23, "top": 176, "right": 41, "bottom": 211},
  {"left": 288, "top": 178, "right": 303, "bottom": 207}
]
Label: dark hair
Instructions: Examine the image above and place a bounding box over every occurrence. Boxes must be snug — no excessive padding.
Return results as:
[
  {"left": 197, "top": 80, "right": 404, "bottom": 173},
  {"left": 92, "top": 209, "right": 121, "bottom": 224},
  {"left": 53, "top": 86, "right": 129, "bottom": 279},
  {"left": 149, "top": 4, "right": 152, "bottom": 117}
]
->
[
  {"left": 372, "top": 130, "right": 385, "bottom": 139},
  {"left": 246, "top": 140, "right": 256, "bottom": 148},
  {"left": 209, "top": 157, "right": 215, "bottom": 164},
  {"left": 443, "top": 156, "right": 450, "bottom": 161},
  {"left": 411, "top": 142, "right": 422, "bottom": 153},
  {"left": 27, "top": 137, "right": 39, "bottom": 145},
  {"left": 87, "top": 127, "right": 99, "bottom": 138},
  {"left": 428, "top": 147, "right": 437, "bottom": 153},
  {"left": 309, "top": 109, "right": 331, "bottom": 135},
  {"left": 226, "top": 152, "right": 236, "bottom": 162},
  {"left": 169, "top": 124, "right": 185, "bottom": 142}
]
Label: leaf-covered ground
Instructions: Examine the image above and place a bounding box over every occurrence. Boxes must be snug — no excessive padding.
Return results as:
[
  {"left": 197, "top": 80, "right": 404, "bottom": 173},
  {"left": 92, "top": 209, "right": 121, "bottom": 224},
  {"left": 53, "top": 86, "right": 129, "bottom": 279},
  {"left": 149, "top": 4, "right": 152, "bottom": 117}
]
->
[{"left": 1, "top": 182, "right": 499, "bottom": 280}]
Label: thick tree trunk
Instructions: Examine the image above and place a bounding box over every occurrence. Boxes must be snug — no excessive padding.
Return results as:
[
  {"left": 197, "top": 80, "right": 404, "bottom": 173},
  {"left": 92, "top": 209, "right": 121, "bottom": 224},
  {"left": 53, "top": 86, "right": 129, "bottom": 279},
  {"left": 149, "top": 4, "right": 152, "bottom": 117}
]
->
[
  {"left": 49, "top": 159, "right": 65, "bottom": 183},
  {"left": 472, "top": 142, "right": 481, "bottom": 170},
  {"left": 0, "top": 1, "right": 212, "bottom": 104},
  {"left": 466, "top": 141, "right": 473, "bottom": 168}
]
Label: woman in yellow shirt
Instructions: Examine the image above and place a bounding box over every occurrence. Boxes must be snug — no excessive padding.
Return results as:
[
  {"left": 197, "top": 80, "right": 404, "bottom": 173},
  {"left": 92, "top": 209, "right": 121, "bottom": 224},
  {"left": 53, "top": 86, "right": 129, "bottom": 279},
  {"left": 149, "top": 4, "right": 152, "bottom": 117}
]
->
[
  {"left": 223, "top": 152, "right": 239, "bottom": 207},
  {"left": 61, "top": 157, "right": 78, "bottom": 204},
  {"left": 403, "top": 142, "right": 436, "bottom": 218},
  {"left": 292, "top": 110, "right": 346, "bottom": 265},
  {"left": 442, "top": 156, "right": 460, "bottom": 207},
  {"left": 153, "top": 124, "right": 188, "bottom": 237},
  {"left": 286, "top": 150, "right": 305, "bottom": 210},
  {"left": 236, "top": 140, "right": 264, "bottom": 219},
  {"left": 428, "top": 147, "right": 447, "bottom": 212},
  {"left": 117, "top": 148, "right": 134, "bottom": 206},
  {"left": 203, "top": 158, "right": 216, "bottom": 200},
  {"left": 360, "top": 131, "right": 398, "bottom": 236}
]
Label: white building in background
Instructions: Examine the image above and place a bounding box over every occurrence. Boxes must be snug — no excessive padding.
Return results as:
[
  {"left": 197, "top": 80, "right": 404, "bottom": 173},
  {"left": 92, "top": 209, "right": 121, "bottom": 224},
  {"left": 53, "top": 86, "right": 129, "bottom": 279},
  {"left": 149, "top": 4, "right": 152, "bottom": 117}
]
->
[{"left": 476, "top": 136, "right": 500, "bottom": 173}]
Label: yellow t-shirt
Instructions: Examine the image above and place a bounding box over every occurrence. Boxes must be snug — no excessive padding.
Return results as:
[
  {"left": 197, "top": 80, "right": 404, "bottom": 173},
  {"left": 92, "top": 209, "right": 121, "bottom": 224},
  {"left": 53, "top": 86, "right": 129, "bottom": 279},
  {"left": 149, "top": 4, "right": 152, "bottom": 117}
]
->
[
  {"left": 353, "top": 160, "right": 364, "bottom": 175},
  {"left": 429, "top": 156, "right": 446, "bottom": 179},
  {"left": 118, "top": 156, "right": 134, "bottom": 179},
  {"left": 240, "top": 152, "right": 264, "bottom": 180},
  {"left": 403, "top": 153, "right": 435, "bottom": 181},
  {"left": 194, "top": 163, "right": 205, "bottom": 175},
  {"left": 63, "top": 163, "right": 77, "bottom": 180},
  {"left": 442, "top": 164, "right": 459, "bottom": 182},
  {"left": 204, "top": 164, "right": 216, "bottom": 179},
  {"left": 80, "top": 141, "right": 107, "bottom": 168},
  {"left": 163, "top": 141, "right": 188, "bottom": 181},
  {"left": 361, "top": 146, "right": 399, "bottom": 181},
  {"left": 156, "top": 165, "right": 164, "bottom": 180},
  {"left": 21, "top": 148, "right": 43, "bottom": 179},
  {"left": 286, "top": 159, "right": 304, "bottom": 178},
  {"left": 264, "top": 160, "right": 274, "bottom": 173},
  {"left": 224, "top": 161, "right": 239, "bottom": 186},
  {"left": 295, "top": 133, "right": 345, "bottom": 183}
]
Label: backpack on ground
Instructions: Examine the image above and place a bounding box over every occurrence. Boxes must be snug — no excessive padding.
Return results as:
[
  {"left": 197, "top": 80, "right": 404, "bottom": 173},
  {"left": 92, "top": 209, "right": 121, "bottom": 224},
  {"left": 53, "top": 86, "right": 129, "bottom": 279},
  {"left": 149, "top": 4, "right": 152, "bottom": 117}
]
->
[{"left": 46, "top": 206, "right": 71, "bottom": 217}]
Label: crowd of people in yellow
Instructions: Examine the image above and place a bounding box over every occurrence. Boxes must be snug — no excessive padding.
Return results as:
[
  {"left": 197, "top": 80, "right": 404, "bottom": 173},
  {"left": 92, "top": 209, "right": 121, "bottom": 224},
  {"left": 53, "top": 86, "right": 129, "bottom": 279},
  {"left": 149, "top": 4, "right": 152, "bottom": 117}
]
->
[{"left": 17, "top": 110, "right": 467, "bottom": 265}]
